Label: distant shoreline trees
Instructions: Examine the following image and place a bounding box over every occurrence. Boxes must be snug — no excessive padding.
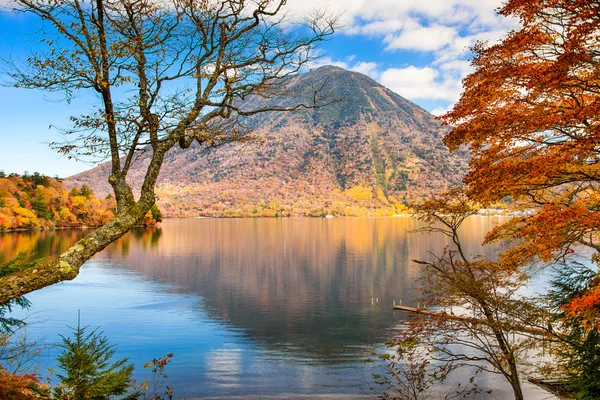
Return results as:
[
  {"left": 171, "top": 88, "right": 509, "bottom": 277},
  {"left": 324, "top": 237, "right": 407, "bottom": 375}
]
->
[
  {"left": 0, "top": 172, "right": 160, "bottom": 231},
  {"left": 1, "top": 172, "right": 113, "bottom": 231}
]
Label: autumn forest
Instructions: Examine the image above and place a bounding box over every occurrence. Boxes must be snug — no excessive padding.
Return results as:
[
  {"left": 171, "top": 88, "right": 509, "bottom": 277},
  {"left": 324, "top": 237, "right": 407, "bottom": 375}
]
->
[{"left": 0, "top": 172, "right": 161, "bottom": 231}]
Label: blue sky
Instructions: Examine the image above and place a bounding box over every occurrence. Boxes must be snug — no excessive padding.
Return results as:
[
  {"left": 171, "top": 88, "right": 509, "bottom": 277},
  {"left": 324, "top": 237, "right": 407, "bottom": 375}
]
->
[{"left": 0, "top": 0, "right": 513, "bottom": 177}]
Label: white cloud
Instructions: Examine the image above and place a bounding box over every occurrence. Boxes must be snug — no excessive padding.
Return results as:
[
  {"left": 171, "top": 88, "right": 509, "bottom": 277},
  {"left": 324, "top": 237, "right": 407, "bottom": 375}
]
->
[
  {"left": 379, "top": 66, "right": 462, "bottom": 102},
  {"left": 2, "top": 0, "right": 513, "bottom": 114},
  {"left": 347, "top": 18, "right": 407, "bottom": 35},
  {"left": 309, "top": 57, "right": 381, "bottom": 79},
  {"left": 285, "top": 0, "right": 509, "bottom": 32},
  {"left": 309, "top": 56, "right": 349, "bottom": 70},
  {"left": 431, "top": 106, "right": 451, "bottom": 116},
  {"left": 439, "top": 60, "right": 475, "bottom": 77},
  {"left": 385, "top": 24, "right": 457, "bottom": 52},
  {"left": 285, "top": 0, "right": 516, "bottom": 112},
  {"left": 349, "top": 61, "right": 380, "bottom": 78}
]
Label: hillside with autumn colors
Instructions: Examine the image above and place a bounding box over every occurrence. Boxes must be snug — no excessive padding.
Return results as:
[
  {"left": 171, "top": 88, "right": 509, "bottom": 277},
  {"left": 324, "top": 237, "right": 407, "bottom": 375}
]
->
[
  {"left": 0, "top": 172, "right": 160, "bottom": 231},
  {"left": 66, "top": 66, "right": 468, "bottom": 217}
]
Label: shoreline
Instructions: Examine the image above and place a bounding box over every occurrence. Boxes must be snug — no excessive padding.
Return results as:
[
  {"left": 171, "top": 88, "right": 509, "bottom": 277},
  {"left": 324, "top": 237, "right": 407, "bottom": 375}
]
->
[
  {"left": 0, "top": 213, "right": 521, "bottom": 234},
  {"left": 0, "top": 223, "right": 159, "bottom": 234}
]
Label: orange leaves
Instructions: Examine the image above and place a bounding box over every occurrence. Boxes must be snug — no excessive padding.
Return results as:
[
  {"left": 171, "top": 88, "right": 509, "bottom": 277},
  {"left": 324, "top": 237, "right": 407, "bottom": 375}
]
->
[
  {"left": 139, "top": 210, "right": 159, "bottom": 226},
  {"left": 443, "top": 0, "right": 600, "bottom": 173},
  {"left": 0, "top": 173, "right": 118, "bottom": 231},
  {"left": 488, "top": 204, "right": 600, "bottom": 268},
  {"left": 442, "top": 0, "right": 600, "bottom": 290},
  {"left": 562, "top": 280, "right": 600, "bottom": 330},
  {"left": 0, "top": 366, "right": 47, "bottom": 400}
]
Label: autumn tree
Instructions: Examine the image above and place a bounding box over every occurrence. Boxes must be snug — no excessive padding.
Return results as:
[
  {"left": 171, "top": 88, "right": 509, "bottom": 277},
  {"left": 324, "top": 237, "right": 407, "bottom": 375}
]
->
[
  {"left": 0, "top": 173, "right": 120, "bottom": 230},
  {"left": 441, "top": 0, "right": 600, "bottom": 393},
  {"left": 442, "top": 0, "right": 600, "bottom": 298},
  {"left": 0, "top": 0, "right": 337, "bottom": 302},
  {"left": 399, "top": 192, "right": 550, "bottom": 400}
]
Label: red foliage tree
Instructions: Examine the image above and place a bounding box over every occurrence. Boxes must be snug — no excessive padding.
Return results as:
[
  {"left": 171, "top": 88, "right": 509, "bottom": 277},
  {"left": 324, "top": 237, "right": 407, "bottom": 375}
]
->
[{"left": 442, "top": 0, "right": 600, "bottom": 321}]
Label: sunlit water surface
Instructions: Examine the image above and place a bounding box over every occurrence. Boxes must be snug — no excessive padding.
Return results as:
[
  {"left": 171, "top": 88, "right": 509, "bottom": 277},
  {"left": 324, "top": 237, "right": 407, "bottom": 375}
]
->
[{"left": 1, "top": 218, "right": 556, "bottom": 399}]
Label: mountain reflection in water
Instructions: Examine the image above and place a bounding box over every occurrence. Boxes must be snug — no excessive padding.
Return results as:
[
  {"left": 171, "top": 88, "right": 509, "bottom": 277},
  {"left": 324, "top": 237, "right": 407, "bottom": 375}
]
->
[
  {"left": 2, "top": 217, "right": 554, "bottom": 399},
  {"left": 99, "top": 218, "right": 496, "bottom": 361}
]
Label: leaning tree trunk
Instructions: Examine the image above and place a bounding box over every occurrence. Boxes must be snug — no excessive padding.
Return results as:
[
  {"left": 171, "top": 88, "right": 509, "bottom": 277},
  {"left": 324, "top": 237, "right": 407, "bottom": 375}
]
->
[{"left": 0, "top": 205, "right": 148, "bottom": 304}]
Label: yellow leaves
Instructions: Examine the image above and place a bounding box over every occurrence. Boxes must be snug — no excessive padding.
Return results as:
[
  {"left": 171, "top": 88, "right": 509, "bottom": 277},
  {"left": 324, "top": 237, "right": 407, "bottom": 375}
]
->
[
  {"left": 14, "top": 208, "right": 36, "bottom": 220},
  {"left": 393, "top": 203, "right": 411, "bottom": 214},
  {"left": 70, "top": 195, "right": 87, "bottom": 208},
  {"left": 0, "top": 174, "right": 118, "bottom": 231},
  {"left": 376, "top": 188, "right": 389, "bottom": 205},
  {"left": 344, "top": 185, "right": 373, "bottom": 200}
]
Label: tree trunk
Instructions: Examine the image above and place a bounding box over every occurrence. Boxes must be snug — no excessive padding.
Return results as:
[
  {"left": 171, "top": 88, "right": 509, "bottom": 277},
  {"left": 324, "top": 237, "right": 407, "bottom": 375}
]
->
[
  {"left": 482, "top": 305, "right": 524, "bottom": 400},
  {"left": 508, "top": 360, "right": 524, "bottom": 400},
  {"left": 0, "top": 206, "right": 146, "bottom": 304}
]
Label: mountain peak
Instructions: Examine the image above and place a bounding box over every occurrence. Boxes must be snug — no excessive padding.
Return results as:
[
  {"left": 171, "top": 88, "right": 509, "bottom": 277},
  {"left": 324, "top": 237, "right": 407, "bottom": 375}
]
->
[
  {"left": 281, "top": 64, "right": 431, "bottom": 127},
  {"left": 313, "top": 64, "right": 345, "bottom": 71},
  {"left": 310, "top": 64, "right": 350, "bottom": 74},
  {"left": 66, "top": 66, "right": 468, "bottom": 217},
  {"left": 301, "top": 64, "right": 380, "bottom": 85}
]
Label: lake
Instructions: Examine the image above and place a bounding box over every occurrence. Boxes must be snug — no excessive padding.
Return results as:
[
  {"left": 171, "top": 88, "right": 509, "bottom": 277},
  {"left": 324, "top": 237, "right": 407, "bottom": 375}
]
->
[{"left": 1, "top": 217, "right": 554, "bottom": 399}]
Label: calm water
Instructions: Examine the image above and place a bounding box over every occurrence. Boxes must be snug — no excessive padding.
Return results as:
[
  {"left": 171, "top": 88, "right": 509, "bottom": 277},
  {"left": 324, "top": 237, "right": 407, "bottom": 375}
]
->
[{"left": 1, "top": 218, "right": 554, "bottom": 399}]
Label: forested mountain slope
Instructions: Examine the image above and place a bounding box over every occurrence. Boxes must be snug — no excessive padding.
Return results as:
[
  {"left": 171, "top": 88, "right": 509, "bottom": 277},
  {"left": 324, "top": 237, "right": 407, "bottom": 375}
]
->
[{"left": 66, "top": 66, "right": 467, "bottom": 217}]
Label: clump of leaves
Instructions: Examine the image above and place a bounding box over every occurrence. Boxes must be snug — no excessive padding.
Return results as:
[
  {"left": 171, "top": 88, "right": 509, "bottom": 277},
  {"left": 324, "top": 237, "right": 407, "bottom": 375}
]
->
[{"left": 0, "top": 365, "right": 49, "bottom": 400}]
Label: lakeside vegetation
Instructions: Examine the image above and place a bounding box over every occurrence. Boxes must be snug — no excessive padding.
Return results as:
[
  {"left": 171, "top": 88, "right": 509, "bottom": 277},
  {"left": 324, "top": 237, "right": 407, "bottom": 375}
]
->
[
  {"left": 0, "top": 172, "right": 161, "bottom": 232},
  {"left": 158, "top": 183, "right": 413, "bottom": 218},
  {"left": 0, "top": 298, "right": 175, "bottom": 399}
]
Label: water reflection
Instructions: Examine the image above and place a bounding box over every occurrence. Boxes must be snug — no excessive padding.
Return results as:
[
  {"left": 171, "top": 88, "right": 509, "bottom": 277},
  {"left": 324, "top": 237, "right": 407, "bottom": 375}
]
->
[
  {"left": 0, "top": 229, "right": 88, "bottom": 263},
  {"left": 119, "top": 220, "right": 416, "bottom": 356},
  {"left": 4, "top": 217, "right": 535, "bottom": 399},
  {"left": 0, "top": 218, "right": 501, "bottom": 363}
]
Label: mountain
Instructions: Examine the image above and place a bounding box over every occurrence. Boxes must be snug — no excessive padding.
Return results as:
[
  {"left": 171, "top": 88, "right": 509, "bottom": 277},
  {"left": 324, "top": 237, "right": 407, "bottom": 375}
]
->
[{"left": 66, "top": 65, "right": 468, "bottom": 217}]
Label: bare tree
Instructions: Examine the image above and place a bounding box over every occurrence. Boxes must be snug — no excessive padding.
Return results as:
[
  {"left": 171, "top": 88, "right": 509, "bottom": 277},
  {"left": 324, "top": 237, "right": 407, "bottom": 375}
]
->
[
  {"left": 0, "top": 0, "right": 337, "bottom": 302},
  {"left": 403, "top": 191, "right": 552, "bottom": 400}
]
